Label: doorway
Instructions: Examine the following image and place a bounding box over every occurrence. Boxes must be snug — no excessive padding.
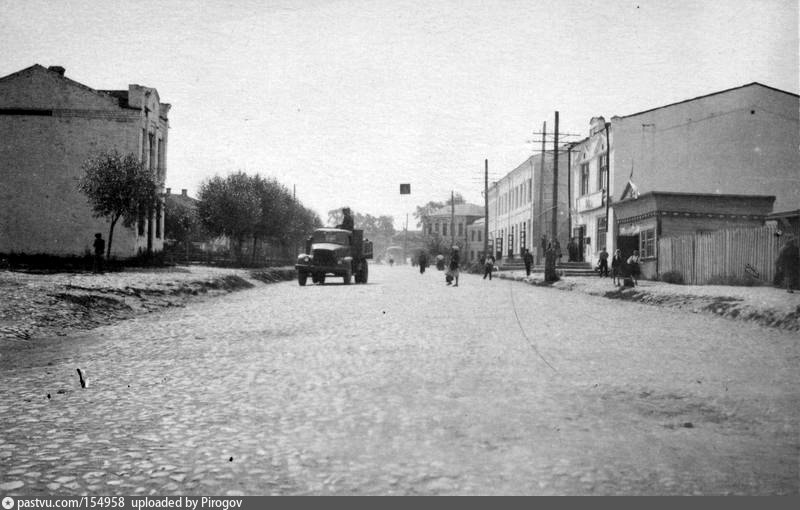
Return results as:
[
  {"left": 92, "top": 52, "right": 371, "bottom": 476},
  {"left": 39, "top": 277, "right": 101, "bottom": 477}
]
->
[{"left": 617, "top": 235, "right": 639, "bottom": 259}]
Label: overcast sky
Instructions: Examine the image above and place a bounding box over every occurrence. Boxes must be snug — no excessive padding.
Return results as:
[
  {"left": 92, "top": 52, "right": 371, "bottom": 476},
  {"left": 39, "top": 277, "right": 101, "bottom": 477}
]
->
[{"left": 2, "top": 0, "right": 797, "bottom": 228}]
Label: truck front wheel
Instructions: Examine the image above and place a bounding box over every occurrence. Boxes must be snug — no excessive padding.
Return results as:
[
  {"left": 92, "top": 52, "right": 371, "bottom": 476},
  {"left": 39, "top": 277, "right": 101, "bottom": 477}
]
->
[
  {"left": 298, "top": 272, "right": 308, "bottom": 286},
  {"left": 343, "top": 270, "right": 352, "bottom": 285}
]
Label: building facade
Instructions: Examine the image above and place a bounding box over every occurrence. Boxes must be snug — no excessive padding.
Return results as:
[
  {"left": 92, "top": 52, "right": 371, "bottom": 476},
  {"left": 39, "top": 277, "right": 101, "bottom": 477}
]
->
[
  {"left": 572, "top": 82, "right": 799, "bottom": 267},
  {"left": 488, "top": 151, "right": 569, "bottom": 264},
  {"left": 421, "top": 203, "right": 484, "bottom": 256},
  {"left": 613, "top": 192, "right": 775, "bottom": 279},
  {"left": 0, "top": 64, "right": 170, "bottom": 257}
]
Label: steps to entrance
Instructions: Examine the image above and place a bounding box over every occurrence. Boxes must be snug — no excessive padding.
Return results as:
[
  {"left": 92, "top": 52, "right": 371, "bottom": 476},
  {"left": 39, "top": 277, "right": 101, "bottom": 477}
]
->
[{"left": 498, "top": 260, "right": 597, "bottom": 277}]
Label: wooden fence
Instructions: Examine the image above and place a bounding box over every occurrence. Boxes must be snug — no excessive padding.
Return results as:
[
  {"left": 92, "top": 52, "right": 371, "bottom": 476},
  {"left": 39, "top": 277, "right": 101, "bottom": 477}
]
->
[{"left": 658, "top": 224, "right": 798, "bottom": 285}]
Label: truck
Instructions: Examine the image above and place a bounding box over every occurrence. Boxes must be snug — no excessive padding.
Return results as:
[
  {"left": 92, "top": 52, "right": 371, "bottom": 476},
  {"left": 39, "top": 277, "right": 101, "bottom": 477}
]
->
[{"left": 295, "top": 228, "right": 373, "bottom": 285}]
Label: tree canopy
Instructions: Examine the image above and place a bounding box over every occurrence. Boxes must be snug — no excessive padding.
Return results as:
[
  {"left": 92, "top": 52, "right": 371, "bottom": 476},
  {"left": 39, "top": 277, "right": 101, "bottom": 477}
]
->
[
  {"left": 77, "top": 150, "right": 160, "bottom": 257},
  {"left": 197, "top": 172, "right": 321, "bottom": 261}
]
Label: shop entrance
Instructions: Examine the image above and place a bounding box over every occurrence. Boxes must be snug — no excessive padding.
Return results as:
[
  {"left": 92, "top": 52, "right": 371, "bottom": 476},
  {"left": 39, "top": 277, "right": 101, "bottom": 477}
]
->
[{"left": 617, "top": 235, "right": 639, "bottom": 259}]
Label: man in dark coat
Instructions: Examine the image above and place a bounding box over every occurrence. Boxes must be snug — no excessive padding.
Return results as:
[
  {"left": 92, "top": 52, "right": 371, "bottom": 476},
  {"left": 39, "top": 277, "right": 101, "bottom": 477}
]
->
[
  {"left": 776, "top": 237, "right": 799, "bottom": 293},
  {"left": 523, "top": 248, "right": 534, "bottom": 276},
  {"left": 93, "top": 233, "right": 105, "bottom": 273},
  {"left": 337, "top": 207, "right": 354, "bottom": 230},
  {"left": 418, "top": 250, "right": 428, "bottom": 274}
]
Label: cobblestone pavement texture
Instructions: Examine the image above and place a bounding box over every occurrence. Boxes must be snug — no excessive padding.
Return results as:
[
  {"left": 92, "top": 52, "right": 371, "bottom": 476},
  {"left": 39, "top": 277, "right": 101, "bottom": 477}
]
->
[{"left": 1, "top": 265, "right": 798, "bottom": 495}]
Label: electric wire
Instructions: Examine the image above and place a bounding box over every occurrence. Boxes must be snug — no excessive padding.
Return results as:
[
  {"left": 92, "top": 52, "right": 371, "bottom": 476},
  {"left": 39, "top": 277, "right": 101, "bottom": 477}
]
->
[{"left": 507, "top": 276, "right": 558, "bottom": 373}]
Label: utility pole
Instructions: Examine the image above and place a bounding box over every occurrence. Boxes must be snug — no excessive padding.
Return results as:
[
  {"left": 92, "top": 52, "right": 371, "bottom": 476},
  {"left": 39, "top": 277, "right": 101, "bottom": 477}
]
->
[
  {"left": 403, "top": 213, "right": 408, "bottom": 265},
  {"left": 484, "top": 159, "right": 489, "bottom": 259},
  {"left": 538, "top": 121, "right": 546, "bottom": 261},
  {"left": 450, "top": 190, "right": 455, "bottom": 248},
  {"left": 552, "top": 111, "right": 559, "bottom": 242},
  {"left": 567, "top": 143, "right": 573, "bottom": 245}
]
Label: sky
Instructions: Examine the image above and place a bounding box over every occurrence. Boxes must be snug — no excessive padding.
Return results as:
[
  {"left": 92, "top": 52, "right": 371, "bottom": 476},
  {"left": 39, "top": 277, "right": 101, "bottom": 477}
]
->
[{"left": 1, "top": 0, "right": 797, "bottom": 229}]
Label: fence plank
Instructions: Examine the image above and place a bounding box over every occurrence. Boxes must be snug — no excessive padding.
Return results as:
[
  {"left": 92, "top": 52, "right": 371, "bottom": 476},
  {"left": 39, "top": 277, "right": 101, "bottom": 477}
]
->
[{"left": 656, "top": 224, "right": 782, "bottom": 285}]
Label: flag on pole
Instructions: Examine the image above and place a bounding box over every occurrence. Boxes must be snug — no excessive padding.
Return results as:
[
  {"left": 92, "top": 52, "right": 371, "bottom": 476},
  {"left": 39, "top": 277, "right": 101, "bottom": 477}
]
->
[{"left": 400, "top": 183, "right": 411, "bottom": 194}]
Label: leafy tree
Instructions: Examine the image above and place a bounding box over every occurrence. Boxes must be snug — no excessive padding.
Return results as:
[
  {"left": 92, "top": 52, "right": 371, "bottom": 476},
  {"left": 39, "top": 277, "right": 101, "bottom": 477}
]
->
[
  {"left": 164, "top": 196, "right": 203, "bottom": 261},
  {"left": 78, "top": 150, "right": 160, "bottom": 258},
  {"left": 197, "top": 172, "right": 261, "bottom": 261},
  {"left": 412, "top": 193, "right": 465, "bottom": 227}
]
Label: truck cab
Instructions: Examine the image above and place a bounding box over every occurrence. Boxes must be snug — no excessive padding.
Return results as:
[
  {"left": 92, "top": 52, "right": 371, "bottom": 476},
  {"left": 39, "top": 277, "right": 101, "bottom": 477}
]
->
[{"left": 295, "top": 228, "right": 373, "bottom": 285}]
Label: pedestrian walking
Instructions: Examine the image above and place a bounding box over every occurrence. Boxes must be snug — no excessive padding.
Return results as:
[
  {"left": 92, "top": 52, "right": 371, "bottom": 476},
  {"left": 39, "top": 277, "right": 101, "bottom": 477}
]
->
[
  {"left": 92, "top": 233, "right": 105, "bottom": 274},
  {"left": 418, "top": 250, "right": 428, "bottom": 274},
  {"left": 483, "top": 254, "right": 495, "bottom": 280},
  {"left": 598, "top": 247, "right": 609, "bottom": 277},
  {"left": 626, "top": 250, "right": 641, "bottom": 286},
  {"left": 447, "top": 245, "right": 460, "bottom": 286},
  {"left": 611, "top": 248, "right": 623, "bottom": 286},
  {"left": 523, "top": 248, "right": 533, "bottom": 277}
]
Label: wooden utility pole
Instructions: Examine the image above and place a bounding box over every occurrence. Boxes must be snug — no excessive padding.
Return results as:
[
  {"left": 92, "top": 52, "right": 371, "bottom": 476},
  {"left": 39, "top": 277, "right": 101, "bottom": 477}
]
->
[
  {"left": 567, "top": 143, "right": 573, "bottom": 245},
  {"left": 450, "top": 190, "right": 455, "bottom": 248},
  {"left": 538, "top": 121, "right": 546, "bottom": 261},
  {"left": 403, "top": 213, "right": 408, "bottom": 264},
  {"left": 484, "top": 159, "right": 489, "bottom": 259},
  {"left": 551, "top": 111, "right": 559, "bottom": 242}
]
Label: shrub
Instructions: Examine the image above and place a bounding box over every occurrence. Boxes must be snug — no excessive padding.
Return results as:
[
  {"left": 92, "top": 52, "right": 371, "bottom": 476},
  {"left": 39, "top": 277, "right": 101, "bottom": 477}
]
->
[{"left": 660, "top": 270, "right": 684, "bottom": 285}]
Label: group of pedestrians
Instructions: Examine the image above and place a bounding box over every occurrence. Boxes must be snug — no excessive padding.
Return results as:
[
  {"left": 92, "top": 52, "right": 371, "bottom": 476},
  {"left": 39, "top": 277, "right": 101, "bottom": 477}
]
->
[{"left": 595, "top": 246, "right": 640, "bottom": 286}]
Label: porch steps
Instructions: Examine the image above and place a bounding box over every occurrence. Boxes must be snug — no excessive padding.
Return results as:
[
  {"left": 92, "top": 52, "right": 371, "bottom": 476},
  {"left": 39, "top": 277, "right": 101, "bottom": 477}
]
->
[{"left": 499, "top": 260, "right": 597, "bottom": 277}]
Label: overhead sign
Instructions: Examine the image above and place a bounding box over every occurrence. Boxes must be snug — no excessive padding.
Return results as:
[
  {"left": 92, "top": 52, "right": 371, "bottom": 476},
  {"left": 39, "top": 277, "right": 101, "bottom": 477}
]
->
[{"left": 400, "top": 184, "right": 411, "bottom": 194}]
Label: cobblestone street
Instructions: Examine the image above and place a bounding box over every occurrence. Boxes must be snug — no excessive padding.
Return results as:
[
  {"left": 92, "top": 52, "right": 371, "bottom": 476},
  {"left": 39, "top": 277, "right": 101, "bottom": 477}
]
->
[{"left": 1, "top": 265, "right": 798, "bottom": 495}]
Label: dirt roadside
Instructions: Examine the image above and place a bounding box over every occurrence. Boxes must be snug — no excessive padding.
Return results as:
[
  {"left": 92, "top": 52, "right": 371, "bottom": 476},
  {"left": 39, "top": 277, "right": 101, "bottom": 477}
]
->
[
  {"left": 496, "top": 270, "right": 800, "bottom": 331},
  {"left": 0, "top": 266, "right": 295, "bottom": 343}
]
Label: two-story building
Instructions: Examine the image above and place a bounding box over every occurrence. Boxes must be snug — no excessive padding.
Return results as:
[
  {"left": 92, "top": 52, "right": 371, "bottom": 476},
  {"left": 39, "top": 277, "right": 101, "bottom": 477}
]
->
[
  {"left": 487, "top": 150, "right": 569, "bottom": 264},
  {"left": 0, "top": 64, "right": 170, "bottom": 257},
  {"left": 572, "top": 82, "right": 799, "bottom": 268},
  {"left": 421, "top": 202, "right": 484, "bottom": 257}
]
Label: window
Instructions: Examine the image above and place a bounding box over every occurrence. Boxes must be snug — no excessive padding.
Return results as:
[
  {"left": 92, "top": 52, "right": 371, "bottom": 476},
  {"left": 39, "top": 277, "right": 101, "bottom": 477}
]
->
[
  {"left": 443, "top": 223, "right": 447, "bottom": 236},
  {"left": 434, "top": 223, "right": 439, "bottom": 233},
  {"left": 478, "top": 230, "right": 482, "bottom": 242},
  {"left": 471, "top": 230, "right": 475, "bottom": 241},
  {"left": 528, "top": 179, "right": 533, "bottom": 202},
  {"left": 596, "top": 216, "right": 607, "bottom": 250},
  {"left": 640, "top": 228, "right": 656, "bottom": 258},
  {"left": 580, "top": 163, "right": 590, "bottom": 195},
  {"left": 458, "top": 223, "right": 463, "bottom": 236},
  {"left": 598, "top": 154, "right": 608, "bottom": 192}
]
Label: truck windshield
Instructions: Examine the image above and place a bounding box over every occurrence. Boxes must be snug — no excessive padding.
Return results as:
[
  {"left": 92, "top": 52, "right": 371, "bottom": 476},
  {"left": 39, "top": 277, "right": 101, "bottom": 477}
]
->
[{"left": 312, "top": 231, "right": 350, "bottom": 245}]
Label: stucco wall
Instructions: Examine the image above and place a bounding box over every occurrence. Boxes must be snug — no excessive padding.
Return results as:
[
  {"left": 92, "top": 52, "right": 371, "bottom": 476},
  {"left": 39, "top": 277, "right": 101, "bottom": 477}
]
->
[
  {"left": 0, "top": 65, "right": 168, "bottom": 257},
  {"left": 610, "top": 85, "right": 799, "bottom": 214}
]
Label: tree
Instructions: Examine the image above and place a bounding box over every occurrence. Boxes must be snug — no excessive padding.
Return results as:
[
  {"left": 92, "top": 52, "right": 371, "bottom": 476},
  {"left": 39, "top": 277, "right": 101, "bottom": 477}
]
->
[
  {"left": 197, "top": 172, "right": 261, "bottom": 262},
  {"left": 413, "top": 193, "right": 465, "bottom": 227},
  {"left": 78, "top": 150, "right": 160, "bottom": 258},
  {"left": 164, "top": 197, "right": 201, "bottom": 262}
]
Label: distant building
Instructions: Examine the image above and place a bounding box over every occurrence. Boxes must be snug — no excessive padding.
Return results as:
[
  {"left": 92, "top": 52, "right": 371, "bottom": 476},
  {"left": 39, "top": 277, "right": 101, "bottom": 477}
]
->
[
  {"left": 422, "top": 203, "right": 484, "bottom": 256},
  {"left": 487, "top": 150, "right": 569, "bottom": 264},
  {"left": 466, "top": 217, "right": 486, "bottom": 263},
  {"left": 0, "top": 64, "right": 170, "bottom": 257},
  {"left": 571, "top": 82, "right": 799, "bottom": 266}
]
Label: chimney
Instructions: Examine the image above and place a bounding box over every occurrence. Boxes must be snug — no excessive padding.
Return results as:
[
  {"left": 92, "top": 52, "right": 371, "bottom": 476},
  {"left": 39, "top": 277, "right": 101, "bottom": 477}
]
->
[
  {"left": 181, "top": 189, "right": 187, "bottom": 197},
  {"left": 165, "top": 187, "right": 171, "bottom": 195},
  {"left": 48, "top": 66, "right": 66, "bottom": 76}
]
